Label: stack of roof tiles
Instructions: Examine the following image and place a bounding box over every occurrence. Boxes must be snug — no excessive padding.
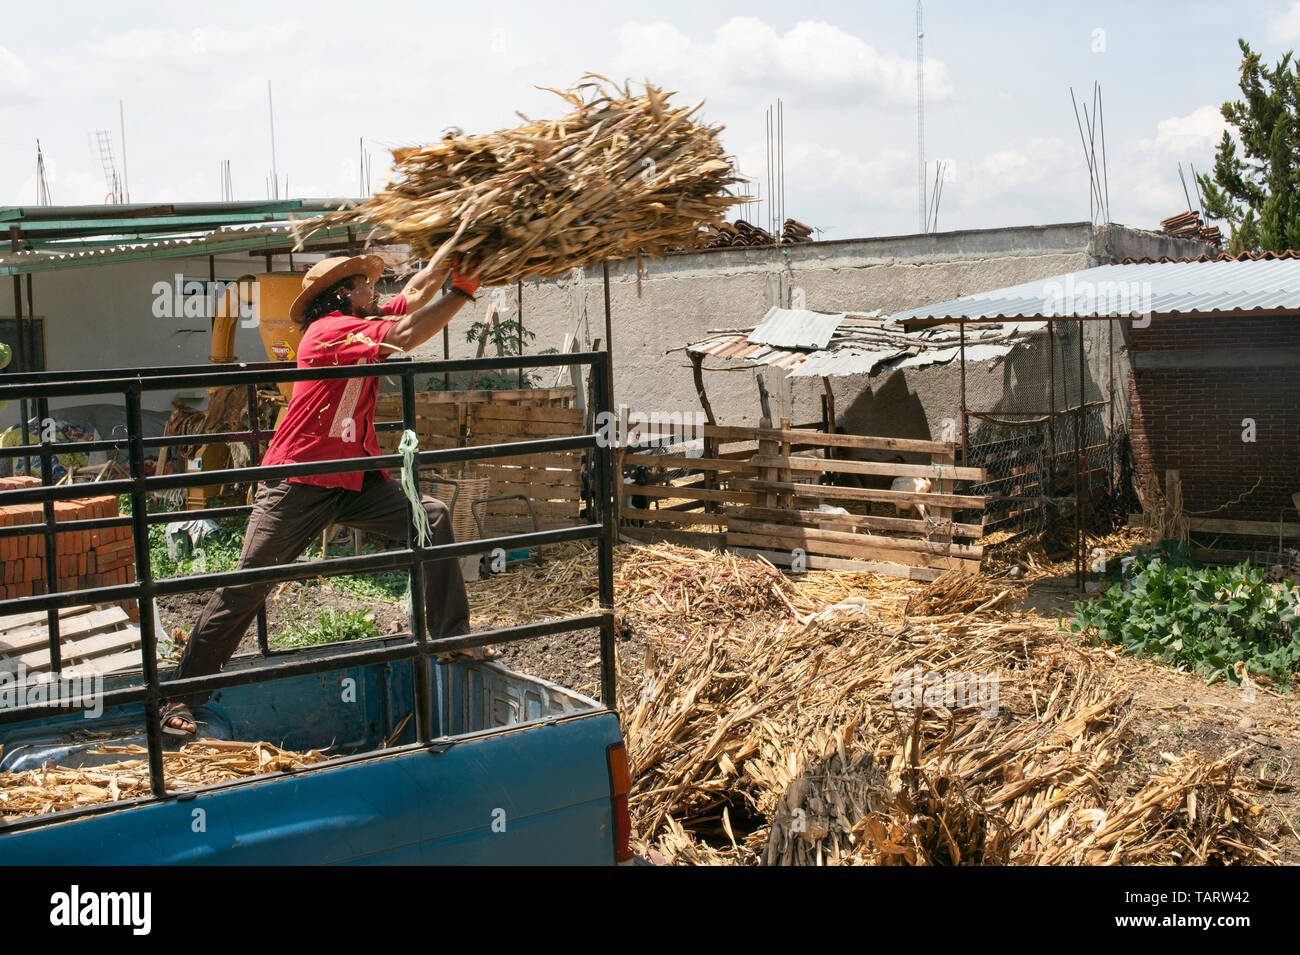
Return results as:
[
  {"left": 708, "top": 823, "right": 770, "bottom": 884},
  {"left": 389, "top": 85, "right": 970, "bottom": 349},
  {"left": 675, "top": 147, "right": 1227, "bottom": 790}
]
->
[
  {"left": 1160, "top": 210, "right": 1221, "bottom": 246},
  {"left": 700, "top": 218, "right": 815, "bottom": 249},
  {"left": 781, "top": 218, "right": 813, "bottom": 243}
]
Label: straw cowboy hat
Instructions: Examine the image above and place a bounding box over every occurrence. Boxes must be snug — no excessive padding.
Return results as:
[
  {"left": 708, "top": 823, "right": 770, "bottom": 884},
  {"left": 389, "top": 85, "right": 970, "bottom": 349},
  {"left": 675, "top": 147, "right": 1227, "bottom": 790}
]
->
[{"left": 289, "top": 254, "right": 385, "bottom": 325}]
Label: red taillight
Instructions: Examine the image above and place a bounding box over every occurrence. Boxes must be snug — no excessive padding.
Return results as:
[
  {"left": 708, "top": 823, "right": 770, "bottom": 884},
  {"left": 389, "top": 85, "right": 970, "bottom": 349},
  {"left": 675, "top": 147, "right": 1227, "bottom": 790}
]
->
[{"left": 607, "top": 742, "right": 633, "bottom": 863}]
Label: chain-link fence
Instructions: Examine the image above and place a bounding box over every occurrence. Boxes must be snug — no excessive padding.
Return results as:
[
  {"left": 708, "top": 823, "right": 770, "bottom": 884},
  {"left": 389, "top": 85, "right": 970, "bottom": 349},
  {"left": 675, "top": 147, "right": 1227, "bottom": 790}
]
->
[{"left": 962, "top": 319, "right": 1133, "bottom": 546}]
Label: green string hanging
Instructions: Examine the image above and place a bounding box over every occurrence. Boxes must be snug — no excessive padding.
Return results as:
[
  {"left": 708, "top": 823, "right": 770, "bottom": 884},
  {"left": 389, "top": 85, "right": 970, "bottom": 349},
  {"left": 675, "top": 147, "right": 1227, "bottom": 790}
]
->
[
  {"left": 398, "top": 429, "right": 432, "bottom": 546},
  {"left": 397, "top": 429, "right": 433, "bottom": 618}
]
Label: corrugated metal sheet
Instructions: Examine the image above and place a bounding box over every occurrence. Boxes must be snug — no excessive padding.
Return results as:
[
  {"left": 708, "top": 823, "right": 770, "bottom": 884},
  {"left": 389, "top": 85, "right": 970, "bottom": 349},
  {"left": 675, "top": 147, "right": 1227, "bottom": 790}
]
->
[
  {"left": 0, "top": 219, "right": 371, "bottom": 276},
  {"left": 748, "top": 307, "right": 846, "bottom": 348},
  {"left": 786, "top": 348, "right": 896, "bottom": 378},
  {"left": 887, "top": 259, "right": 1300, "bottom": 325},
  {"left": 688, "top": 308, "right": 1033, "bottom": 378}
]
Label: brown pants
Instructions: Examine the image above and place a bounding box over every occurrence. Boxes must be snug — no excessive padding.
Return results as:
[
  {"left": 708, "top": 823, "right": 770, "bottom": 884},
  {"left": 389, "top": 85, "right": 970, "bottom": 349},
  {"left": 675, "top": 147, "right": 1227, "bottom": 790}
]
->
[{"left": 169, "top": 471, "right": 470, "bottom": 706}]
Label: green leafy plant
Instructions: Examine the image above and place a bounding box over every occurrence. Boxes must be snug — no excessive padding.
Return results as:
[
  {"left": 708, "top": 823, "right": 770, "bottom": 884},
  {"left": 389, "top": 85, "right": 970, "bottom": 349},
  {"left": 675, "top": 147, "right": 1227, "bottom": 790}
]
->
[
  {"left": 1069, "top": 554, "right": 1300, "bottom": 689},
  {"left": 148, "top": 523, "right": 245, "bottom": 579},
  {"left": 274, "top": 607, "right": 382, "bottom": 649}
]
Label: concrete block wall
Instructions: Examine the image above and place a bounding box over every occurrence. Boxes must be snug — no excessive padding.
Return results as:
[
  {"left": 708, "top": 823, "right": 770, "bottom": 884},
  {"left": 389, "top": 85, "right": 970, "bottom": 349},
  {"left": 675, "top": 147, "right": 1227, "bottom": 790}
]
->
[{"left": 410, "top": 222, "right": 1212, "bottom": 446}]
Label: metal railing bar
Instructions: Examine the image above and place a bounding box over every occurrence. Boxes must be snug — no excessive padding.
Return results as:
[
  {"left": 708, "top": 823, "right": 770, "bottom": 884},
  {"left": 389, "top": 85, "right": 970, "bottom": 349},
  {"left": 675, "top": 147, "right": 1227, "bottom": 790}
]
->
[
  {"left": 0, "top": 524, "right": 601, "bottom": 616},
  {"left": 0, "top": 435, "right": 596, "bottom": 505},
  {"left": 124, "top": 386, "right": 168, "bottom": 797},
  {"left": 0, "top": 353, "right": 602, "bottom": 400},
  {"left": 34, "top": 397, "right": 61, "bottom": 675},
  {"left": 399, "top": 370, "right": 433, "bottom": 744},
  {"left": 0, "top": 351, "right": 596, "bottom": 388},
  {"left": 0, "top": 614, "right": 604, "bottom": 727}
]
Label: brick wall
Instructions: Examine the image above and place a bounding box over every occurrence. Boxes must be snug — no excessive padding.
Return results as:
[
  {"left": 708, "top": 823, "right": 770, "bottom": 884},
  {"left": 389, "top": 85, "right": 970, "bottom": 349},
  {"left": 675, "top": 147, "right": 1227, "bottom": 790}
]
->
[
  {"left": 0, "top": 476, "right": 138, "bottom": 619},
  {"left": 1127, "top": 315, "right": 1300, "bottom": 521}
]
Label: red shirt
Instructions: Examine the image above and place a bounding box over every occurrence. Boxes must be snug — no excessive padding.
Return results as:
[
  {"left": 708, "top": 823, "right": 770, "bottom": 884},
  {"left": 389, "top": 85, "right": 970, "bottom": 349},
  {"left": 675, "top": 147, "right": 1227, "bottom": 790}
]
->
[{"left": 261, "top": 295, "right": 407, "bottom": 491}]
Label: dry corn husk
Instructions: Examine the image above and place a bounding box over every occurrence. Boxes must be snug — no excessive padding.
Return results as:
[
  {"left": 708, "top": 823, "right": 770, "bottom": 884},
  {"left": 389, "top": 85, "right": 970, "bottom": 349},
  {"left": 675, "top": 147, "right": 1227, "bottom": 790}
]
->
[
  {"left": 904, "top": 569, "right": 1023, "bottom": 616},
  {"left": 0, "top": 741, "right": 331, "bottom": 821},
  {"left": 300, "top": 76, "right": 745, "bottom": 286},
  {"left": 623, "top": 604, "right": 1279, "bottom": 866}
]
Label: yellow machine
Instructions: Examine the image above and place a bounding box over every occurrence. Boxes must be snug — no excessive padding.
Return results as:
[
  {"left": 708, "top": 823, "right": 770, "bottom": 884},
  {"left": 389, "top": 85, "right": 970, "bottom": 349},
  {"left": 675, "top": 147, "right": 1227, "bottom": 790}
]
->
[
  {"left": 212, "top": 272, "right": 305, "bottom": 403},
  {"left": 170, "top": 273, "right": 306, "bottom": 507}
]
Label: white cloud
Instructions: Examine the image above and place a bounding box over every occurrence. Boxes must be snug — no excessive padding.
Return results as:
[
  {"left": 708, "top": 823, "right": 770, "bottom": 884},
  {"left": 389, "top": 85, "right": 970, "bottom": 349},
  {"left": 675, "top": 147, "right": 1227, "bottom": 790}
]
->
[
  {"left": 0, "top": 46, "right": 35, "bottom": 105},
  {"left": 976, "top": 137, "right": 1069, "bottom": 190},
  {"left": 611, "top": 17, "right": 952, "bottom": 109},
  {"left": 1269, "top": 2, "right": 1300, "bottom": 43},
  {"left": 1138, "top": 104, "right": 1226, "bottom": 158},
  {"left": 87, "top": 21, "right": 305, "bottom": 65}
]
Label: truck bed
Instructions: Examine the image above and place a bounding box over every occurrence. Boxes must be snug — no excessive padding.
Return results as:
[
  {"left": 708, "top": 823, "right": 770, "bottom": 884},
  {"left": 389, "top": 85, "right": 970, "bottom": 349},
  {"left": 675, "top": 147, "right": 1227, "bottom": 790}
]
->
[{"left": 0, "top": 636, "right": 624, "bottom": 864}]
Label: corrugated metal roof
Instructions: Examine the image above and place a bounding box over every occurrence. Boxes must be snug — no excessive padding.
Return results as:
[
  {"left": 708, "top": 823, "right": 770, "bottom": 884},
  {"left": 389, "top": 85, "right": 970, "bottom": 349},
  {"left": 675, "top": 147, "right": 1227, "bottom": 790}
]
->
[
  {"left": 686, "top": 310, "right": 1034, "bottom": 378},
  {"left": 887, "top": 258, "right": 1300, "bottom": 325},
  {"left": 0, "top": 219, "right": 374, "bottom": 276},
  {"left": 748, "top": 307, "right": 847, "bottom": 348}
]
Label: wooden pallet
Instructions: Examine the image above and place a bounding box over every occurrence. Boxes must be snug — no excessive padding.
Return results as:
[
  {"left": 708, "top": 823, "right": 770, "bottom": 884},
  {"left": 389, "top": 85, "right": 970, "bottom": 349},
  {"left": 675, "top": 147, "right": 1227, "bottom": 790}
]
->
[{"left": 0, "top": 603, "right": 141, "bottom": 678}]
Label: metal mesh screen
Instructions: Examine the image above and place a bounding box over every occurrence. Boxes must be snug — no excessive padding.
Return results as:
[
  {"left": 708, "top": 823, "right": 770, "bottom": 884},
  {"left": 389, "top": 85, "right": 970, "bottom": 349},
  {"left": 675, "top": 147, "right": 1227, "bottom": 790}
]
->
[{"left": 962, "top": 319, "right": 1132, "bottom": 544}]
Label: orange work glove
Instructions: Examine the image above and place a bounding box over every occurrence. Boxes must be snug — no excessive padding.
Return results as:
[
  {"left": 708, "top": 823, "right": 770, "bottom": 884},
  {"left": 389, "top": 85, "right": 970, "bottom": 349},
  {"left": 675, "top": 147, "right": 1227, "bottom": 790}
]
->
[{"left": 450, "top": 255, "right": 481, "bottom": 299}]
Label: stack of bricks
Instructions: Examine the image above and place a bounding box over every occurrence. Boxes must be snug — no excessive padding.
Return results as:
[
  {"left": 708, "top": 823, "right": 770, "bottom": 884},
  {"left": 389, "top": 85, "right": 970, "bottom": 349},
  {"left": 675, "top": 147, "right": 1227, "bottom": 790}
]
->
[{"left": 0, "top": 475, "right": 138, "bottom": 621}]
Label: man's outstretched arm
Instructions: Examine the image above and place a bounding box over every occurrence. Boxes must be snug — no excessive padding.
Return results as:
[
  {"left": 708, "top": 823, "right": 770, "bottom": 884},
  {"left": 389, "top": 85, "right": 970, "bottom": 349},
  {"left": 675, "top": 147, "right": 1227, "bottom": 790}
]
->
[
  {"left": 394, "top": 259, "right": 453, "bottom": 313},
  {"left": 381, "top": 265, "right": 480, "bottom": 354}
]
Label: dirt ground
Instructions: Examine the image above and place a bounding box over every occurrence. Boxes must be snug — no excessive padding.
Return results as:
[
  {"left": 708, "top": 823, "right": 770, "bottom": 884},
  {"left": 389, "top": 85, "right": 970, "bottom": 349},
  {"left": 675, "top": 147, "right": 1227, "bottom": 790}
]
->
[
  {"left": 1003, "top": 573, "right": 1300, "bottom": 864},
  {"left": 155, "top": 540, "right": 1300, "bottom": 864},
  {"left": 155, "top": 560, "right": 641, "bottom": 701}
]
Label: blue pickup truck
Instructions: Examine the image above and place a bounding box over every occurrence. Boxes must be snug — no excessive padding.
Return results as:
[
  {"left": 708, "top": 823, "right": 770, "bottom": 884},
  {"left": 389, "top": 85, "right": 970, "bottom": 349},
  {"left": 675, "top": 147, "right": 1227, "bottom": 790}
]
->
[
  {"left": 0, "top": 644, "right": 631, "bottom": 864},
  {"left": 0, "top": 352, "right": 630, "bottom": 865}
]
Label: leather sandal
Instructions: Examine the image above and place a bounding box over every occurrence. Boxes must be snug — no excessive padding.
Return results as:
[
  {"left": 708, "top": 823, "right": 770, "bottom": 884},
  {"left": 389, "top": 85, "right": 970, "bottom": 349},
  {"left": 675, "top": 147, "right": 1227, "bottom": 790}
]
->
[{"left": 160, "top": 702, "right": 197, "bottom": 738}]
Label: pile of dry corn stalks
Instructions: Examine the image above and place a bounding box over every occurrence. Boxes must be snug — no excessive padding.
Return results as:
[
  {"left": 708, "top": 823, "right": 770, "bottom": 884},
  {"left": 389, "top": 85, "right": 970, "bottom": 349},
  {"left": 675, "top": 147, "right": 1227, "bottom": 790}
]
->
[
  {"left": 469, "top": 541, "right": 895, "bottom": 633},
  {"left": 623, "top": 570, "right": 1279, "bottom": 866},
  {"left": 0, "top": 741, "right": 331, "bottom": 821},
  {"left": 302, "top": 76, "right": 744, "bottom": 286}
]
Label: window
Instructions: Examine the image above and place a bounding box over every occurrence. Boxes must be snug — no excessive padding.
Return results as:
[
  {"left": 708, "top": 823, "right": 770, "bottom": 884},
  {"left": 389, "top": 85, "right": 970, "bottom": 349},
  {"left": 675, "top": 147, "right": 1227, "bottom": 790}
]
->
[{"left": 0, "top": 317, "right": 46, "bottom": 372}]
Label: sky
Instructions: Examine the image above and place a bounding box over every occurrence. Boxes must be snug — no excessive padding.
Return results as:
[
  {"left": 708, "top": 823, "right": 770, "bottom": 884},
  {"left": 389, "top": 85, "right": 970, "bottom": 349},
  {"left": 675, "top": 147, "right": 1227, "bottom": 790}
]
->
[{"left": 3, "top": 0, "right": 1300, "bottom": 239}]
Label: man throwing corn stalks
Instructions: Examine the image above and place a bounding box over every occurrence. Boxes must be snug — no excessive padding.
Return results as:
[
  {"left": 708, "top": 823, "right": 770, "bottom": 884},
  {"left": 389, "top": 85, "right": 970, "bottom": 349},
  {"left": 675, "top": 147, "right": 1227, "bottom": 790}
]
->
[{"left": 160, "top": 254, "right": 491, "bottom": 737}]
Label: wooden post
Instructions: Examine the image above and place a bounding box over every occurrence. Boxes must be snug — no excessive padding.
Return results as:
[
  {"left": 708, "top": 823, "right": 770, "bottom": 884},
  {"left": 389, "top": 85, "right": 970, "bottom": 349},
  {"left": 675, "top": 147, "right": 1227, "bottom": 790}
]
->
[
  {"left": 692, "top": 351, "right": 718, "bottom": 501},
  {"left": 822, "top": 377, "right": 837, "bottom": 467},
  {"left": 778, "top": 417, "right": 792, "bottom": 510},
  {"left": 930, "top": 445, "right": 956, "bottom": 546},
  {"left": 758, "top": 416, "right": 778, "bottom": 511}
]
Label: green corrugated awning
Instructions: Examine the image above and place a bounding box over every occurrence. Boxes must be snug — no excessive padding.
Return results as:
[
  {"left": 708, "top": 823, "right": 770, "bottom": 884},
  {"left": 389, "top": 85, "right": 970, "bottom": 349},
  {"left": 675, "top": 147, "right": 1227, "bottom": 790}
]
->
[{"left": 0, "top": 220, "right": 379, "bottom": 276}]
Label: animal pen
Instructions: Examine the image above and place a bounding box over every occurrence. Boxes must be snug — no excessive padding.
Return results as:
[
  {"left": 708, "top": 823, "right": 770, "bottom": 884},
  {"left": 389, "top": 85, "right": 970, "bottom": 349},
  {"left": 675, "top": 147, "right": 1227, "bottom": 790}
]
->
[{"left": 622, "top": 309, "right": 1134, "bottom": 585}]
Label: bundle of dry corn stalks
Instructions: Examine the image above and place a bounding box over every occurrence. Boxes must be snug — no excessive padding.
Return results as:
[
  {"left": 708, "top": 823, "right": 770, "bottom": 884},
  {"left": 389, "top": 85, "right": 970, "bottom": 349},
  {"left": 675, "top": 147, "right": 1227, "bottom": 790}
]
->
[
  {"left": 617, "top": 545, "right": 803, "bottom": 624},
  {"left": 0, "top": 740, "right": 331, "bottom": 820},
  {"left": 469, "top": 542, "right": 880, "bottom": 634},
  {"left": 624, "top": 605, "right": 1278, "bottom": 866},
  {"left": 904, "top": 570, "right": 1023, "bottom": 616},
  {"left": 301, "top": 76, "right": 744, "bottom": 286}
]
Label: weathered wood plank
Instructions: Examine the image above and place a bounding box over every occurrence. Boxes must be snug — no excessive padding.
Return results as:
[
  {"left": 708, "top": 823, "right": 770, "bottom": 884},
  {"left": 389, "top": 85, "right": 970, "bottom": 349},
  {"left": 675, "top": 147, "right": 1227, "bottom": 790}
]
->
[
  {"left": 621, "top": 507, "right": 725, "bottom": 526},
  {"left": 704, "top": 425, "right": 954, "bottom": 455},
  {"left": 734, "top": 478, "right": 987, "bottom": 509},
  {"left": 729, "top": 547, "right": 945, "bottom": 582},
  {"left": 749, "top": 454, "right": 987, "bottom": 482},
  {"left": 628, "top": 484, "right": 760, "bottom": 505},
  {"left": 622, "top": 453, "right": 758, "bottom": 475},
  {"left": 724, "top": 505, "right": 984, "bottom": 539},
  {"left": 725, "top": 530, "right": 979, "bottom": 572},
  {"left": 726, "top": 517, "right": 984, "bottom": 558}
]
